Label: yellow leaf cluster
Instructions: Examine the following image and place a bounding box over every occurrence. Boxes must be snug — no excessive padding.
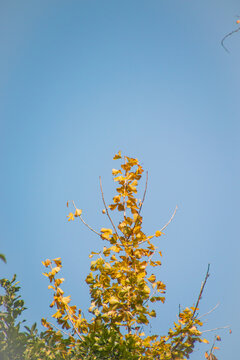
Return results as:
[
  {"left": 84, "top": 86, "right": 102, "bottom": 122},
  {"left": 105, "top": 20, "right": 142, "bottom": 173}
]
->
[{"left": 42, "top": 153, "right": 211, "bottom": 360}]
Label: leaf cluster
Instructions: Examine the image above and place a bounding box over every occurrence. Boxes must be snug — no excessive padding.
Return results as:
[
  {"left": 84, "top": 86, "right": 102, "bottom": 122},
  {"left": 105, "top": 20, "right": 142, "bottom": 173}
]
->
[
  {"left": 42, "top": 152, "right": 213, "bottom": 359},
  {"left": 0, "top": 152, "right": 223, "bottom": 359}
]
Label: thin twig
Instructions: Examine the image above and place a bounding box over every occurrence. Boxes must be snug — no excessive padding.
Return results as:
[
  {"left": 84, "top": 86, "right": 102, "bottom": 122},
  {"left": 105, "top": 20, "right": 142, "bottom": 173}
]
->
[
  {"left": 48, "top": 321, "right": 71, "bottom": 337},
  {"left": 139, "top": 205, "right": 177, "bottom": 245},
  {"left": 160, "top": 205, "right": 178, "bottom": 232},
  {"left": 221, "top": 26, "right": 240, "bottom": 52},
  {"left": 126, "top": 171, "right": 148, "bottom": 242},
  {"left": 201, "top": 325, "right": 230, "bottom": 334},
  {"left": 99, "top": 176, "right": 119, "bottom": 237},
  {"left": 138, "top": 171, "right": 148, "bottom": 215},
  {"left": 199, "top": 303, "right": 219, "bottom": 319},
  {"left": 72, "top": 200, "right": 101, "bottom": 236},
  {"left": 171, "top": 265, "right": 211, "bottom": 356},
  {"left": 205, "top": 335, "right": 217, "bottom": 360},
  {"left": 123, "top": 156, "right": 127, "bottom": 219},
  {"left": 65, "top": 304, "right": 84, "bottom": 340},
  {"left": 49, "top": 261, "right": 84, "bottom": 341},
  {"left": 79, "top": 216, "right": 101, "bottom": 236},
  {"left": 192, "top": 264, "right": 210, "bottom": 318}
]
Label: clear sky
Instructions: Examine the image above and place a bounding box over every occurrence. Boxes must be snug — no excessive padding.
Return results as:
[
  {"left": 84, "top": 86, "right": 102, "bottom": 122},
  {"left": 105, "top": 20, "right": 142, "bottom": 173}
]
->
[{"left": 0, "top": 1, "right": 239, "bottom": 358}]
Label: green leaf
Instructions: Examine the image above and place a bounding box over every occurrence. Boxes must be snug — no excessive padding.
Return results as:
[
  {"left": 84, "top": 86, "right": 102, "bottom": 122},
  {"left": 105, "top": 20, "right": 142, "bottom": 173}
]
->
[{"left": 0, "top": 254, "right": 6, "bottom": 263}]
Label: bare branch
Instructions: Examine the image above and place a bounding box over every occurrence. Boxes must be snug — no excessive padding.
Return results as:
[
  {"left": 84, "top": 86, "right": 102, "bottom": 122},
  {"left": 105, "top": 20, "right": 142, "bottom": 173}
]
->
[
  {"left": 47, "top": 321, "right": 71, "bottom": 337},
  {"left": 99, "top": 176, "right": 119, "bottom": 237},
  {"left": 72, "top": 200, "right": 101, "bottom": 236},
  {"left": 79, "top": 216, "right": 101, "bottom": 236},
  {"left": 160, "top": 205, "right": 178, "bottom": 232},
  {"left": 138, "top": 205, "right": 177, "bottom": 245},
  {"left": 221, "top": 26, "right": 240, "bottom": 52},
  {"left": 199, "top": 303, "right": 219, "bottom": 319},
  {"left": 201, "top": 325, "right": 230, "bottom": 334},
  {"left": 138, "top": 171, "right": 148, "bottom": 215},
  {"left": 192, "top": 264, "right": 210, "bottom": 319}
]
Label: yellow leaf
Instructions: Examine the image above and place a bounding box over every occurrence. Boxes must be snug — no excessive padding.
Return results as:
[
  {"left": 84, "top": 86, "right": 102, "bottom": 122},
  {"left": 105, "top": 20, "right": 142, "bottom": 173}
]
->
[
  {"left": 133, "top": 213, "right": 139, "bottom": 222},
  {"left": 109, "top": 204, "right": 117, "bottom": 211},
  {"left": 113, "top": 151, "right": 122, "bottom": 160},
  {"left": 143, "top": 285, "right": 151, "bottom": 294},
  {"left": 67, "top": 212, "right": 74, "bottom": 221},
  {"left": 110, "top": 245, "right": 121, "bottom": 253},
  {"left": 102, "top": 209, "right": 106, "bottom": 214},
  {"left": 52, "top": 310, "right": 63, "bottom": 319},
  {"left": 53, "top": 258, "right": 62, "bottom": 267},
  {"left": 55, "top": 278, "right": 64, "bottom": 286},
  {"left": 51, "top": 266, "right": 61, "bottom": 275},
  {"left": 74, "top": 209, "right": 82, "bottom": 217},
  {"left": 112, "top": 169, "right": 122, "bottom": 176},
  {"left": 62, "top": 296, "right": 71, "bottom": 305},
  {"left": 155, "top": 230, "right": 162, "bottom": 237},
  {"left": 216, "top": 335, "right": 221, "bottom": 341},
  {"left": 42, "top": 259, "right": 51, "bottom": 267},
  {"left": 113, "top": 195, "right": 121, "bottom": 203},
  {"left": 101, "top": 233, "right": 111, "bottom": 240},
  {"left": 101, "top": 228, "right": 113, "bottom": 234},
  {"left": 202, "top": 338, "right": 209, "bottom": 344},
  {"left": 109, "top": 296, "right": 119, "bottom": 305},
  {"left": 114, "top": 176, "right": 125, "bottom": 182},
  {"left": 148, "top": 274, "right": 156, "bottom": 283},
  {"left": 89, "top": 251, "right": 100, "bottom": 258},
  {"left": 118, "top": 204, "right": 124, "bottom": 211}
]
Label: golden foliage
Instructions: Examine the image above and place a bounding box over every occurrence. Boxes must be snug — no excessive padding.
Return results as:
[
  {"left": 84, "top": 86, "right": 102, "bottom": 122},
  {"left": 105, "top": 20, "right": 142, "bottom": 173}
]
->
[{"left": 42, "top": 153, "right": 218, "bottom": 359}]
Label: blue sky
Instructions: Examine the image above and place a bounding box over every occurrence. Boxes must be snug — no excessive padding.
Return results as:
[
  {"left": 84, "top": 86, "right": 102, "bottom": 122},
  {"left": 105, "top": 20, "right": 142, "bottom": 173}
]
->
[{"left": 0, "top": 0, "right": 239, "bottom": 358}]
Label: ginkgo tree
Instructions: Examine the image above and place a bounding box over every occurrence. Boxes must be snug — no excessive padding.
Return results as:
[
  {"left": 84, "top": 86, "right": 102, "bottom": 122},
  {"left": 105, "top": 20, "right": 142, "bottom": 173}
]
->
[{"left": 41, "top": 152, "right": 223, "bottom": 360}]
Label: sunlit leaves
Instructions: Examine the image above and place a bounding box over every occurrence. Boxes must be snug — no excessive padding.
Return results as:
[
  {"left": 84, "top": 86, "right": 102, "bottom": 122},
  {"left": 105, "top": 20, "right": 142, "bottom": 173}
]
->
[
  {"left": 147, "top": 274, "right": 156, "bottom": 283},
  {"left": 40, "top": 153, "right": 216, "bottom": 359},
  {"left": 100, "top": 228, "right": 113, "bottom": 240},
  {"left": 112, "top": 168, "right": 122, "bottom": 176},
  {"left": 113, "top": 151, "right": 122, "bottom": 160},
  {"left": 74, "top": 208, "right": 82, "bottom": 217},
  {"left": 67, "top": 212, "right": 74, "bottom": 221},
  {"left": 53, "top": 257, "right": 62, "bottom": 267}
]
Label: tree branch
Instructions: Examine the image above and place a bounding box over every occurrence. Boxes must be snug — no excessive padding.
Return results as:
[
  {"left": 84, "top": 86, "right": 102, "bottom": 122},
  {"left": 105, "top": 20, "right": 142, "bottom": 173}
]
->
[
  {"left": 160, "top": 205, "right": 178, "bottom": 232},
  {"left": 201, "top": 325, "right": 230, "bottom": 334},
  {"left": 138, "top": 171, "right": 148, "bottom": 215},
  {"left": 221, "top": 26, "right": 240, "bottom": 52},
  {"left": 199, "top": 303, "right": 219, "bottom": 319},
  {"left": 47, "top": 321, "right": 71, "bottom": 338},
  {"left": 72, "top": 200, "right": 101, "bottom": 236},
  {"left": 192, "top": 264, "right": 210, "bottom": 319},
  {"left": 99, "top": 176, "right": 119, "bottom": 238}
]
